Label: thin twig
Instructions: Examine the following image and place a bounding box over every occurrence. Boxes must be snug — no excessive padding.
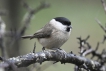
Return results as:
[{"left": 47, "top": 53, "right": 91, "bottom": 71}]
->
[
  {"left": 95, "top": 18, "right": 106, "bottom": 33},
  {"left": 77, "top": 35, "right": 90, "bottom": 55},
  {"left": 101, "top": 0, "right": 106, "bottom": 14},
  {"left": 33, "top": 42, "right": 36, "bottom": 53},
  {"left": 95, "top": 18, "right": 106, "bottom": 43}
]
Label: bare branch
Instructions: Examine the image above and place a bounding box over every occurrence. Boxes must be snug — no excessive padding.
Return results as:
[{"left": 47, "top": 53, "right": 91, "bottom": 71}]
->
[
  {"left": 101, "top": 0, "right": 106, "bottom": 13},
  {"left": 101, "top": 35, "right": 106, "bottom": 43},
  {"left": 82, "top": 42, "right": 101, "bottom": 59},
  {"left": 95, "top": 18, "right": 106, "bottom": 33},
  {"left": 95, "top": 18, "right": 106, "bottom": 43},
  {"left": 0, "top": 57, "right": 18, "bottom": 71},
  {"left": 0, "top": 50, "right": 103, "bottom": 71},
  {"left": 77, "top": 35, "right": 90, "bottom": 55},
  {"left": 19, "top": 1, "right": 50, "bottom": 36},
  {"left": 95, "top": 42, "right": 99, "bottom": 51},
  {"left": 9, "top": 1, "right": 50, "bottom": 47},
  {"left": 33, "top": 42, "right": 36, "bottom": 53},
  {"left": 0, "top": 17, "right": 8, "bottom": 58}
]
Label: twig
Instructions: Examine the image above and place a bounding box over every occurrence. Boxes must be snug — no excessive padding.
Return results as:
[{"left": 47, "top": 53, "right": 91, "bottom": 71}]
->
[
  {"left": 101, "top": 35, "right": 106, "bottom": 43},
  {"left": 77, "top": 35, "right": 90, "bottom": 55},
  {"left": 33, "top": 42, "right": 36, "bottom": 53},
  {"left": 82, "top": 42, "right": 101, "bottom": 59},
  {"left": 74, "top": 66, "right": 78, "bottom": 71},
  {"left": 100, "top": 49, "right": 106, "bottom": 65},
  {"left": 101, "top": 0, "right": 106, "bottom": 14},
  {"left": 95, "top": 18, "right": 106, "bottom": 33},
  {"left": 95, "top": 18, "right": 106, "bottom": 43}
]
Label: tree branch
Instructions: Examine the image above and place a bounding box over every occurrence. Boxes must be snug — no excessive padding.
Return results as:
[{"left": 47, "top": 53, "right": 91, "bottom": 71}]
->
[
  {"left": 95, "top": 18, "right": 106, "bottom": 43},
  {"left": 95, "top": 18, "right": 106, "bottom": 33},
  {"left": 19, "top": 1, "right": 50, "bottom": 36},
  {"left": 8, "top": 1, "right": 50, "bottom": 51},
  {"left": 0, "top": 17, "right": 8, "bottom": 58},
  {"left": 101, "top": 0, "right": 106, "bottom": 14},
  {"left": 0, "top": 49, "right": 104, "bottom": 71}
]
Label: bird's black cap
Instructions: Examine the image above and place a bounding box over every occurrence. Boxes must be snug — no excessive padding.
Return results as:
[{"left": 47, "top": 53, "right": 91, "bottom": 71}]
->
[{"left": 54, "top": 17, "right": 71, "bottom": 26}]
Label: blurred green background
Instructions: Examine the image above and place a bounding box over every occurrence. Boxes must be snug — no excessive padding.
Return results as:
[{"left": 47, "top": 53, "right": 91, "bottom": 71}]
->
[{"left": 1, "top": 0, "right": 106, "bottom": 71}]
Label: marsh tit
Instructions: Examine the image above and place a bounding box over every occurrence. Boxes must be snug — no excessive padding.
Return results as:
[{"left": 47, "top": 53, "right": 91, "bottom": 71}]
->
[{"left": 22, "top": 17, "right": 72, "bottom": 50}]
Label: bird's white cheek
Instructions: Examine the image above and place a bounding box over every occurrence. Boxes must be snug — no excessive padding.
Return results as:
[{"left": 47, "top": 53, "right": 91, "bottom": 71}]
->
[
  {"left": 56, "top": 24, "right": 67, "bottom": 32},
  {"left": 49, "top": 19, "right": 66, "bottom": 31}
]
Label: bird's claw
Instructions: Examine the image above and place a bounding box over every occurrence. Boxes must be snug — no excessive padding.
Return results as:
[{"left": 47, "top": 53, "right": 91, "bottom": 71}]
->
[{"left": 42, "top": 47, "right": 45, "bottom": 52}]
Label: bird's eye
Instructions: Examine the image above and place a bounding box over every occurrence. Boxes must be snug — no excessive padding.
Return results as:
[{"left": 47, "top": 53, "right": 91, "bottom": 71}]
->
[{"left": 66, "top": 27, "right": 70, "bottom": 32}]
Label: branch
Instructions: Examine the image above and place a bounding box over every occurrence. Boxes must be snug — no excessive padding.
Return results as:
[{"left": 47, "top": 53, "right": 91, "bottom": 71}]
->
[
  {"left": 0, "top": 17, "right": 8, "bottom": 58},
  {"left": 77, "top": 35, "right": 90, "bottom": 55},
  {"left": 95, "top": 19, "right": 106, "bottom": 43},
  {"left": 101, "top": 0, "right": 106, "bottom": 14},
  {"left": 0, "top": 50, "right": 104, "bottom": 71},
  {"left": 95, "top": 18, "right": 106, "bottom": 33},
  {"left": 19, "top": 1, "right": 50, "bottom": 36},
  {"left": 82, "top": 42, "right": 101, "bottom": 59},
  {"left": 9, "top": 1, "right": 50, "bottom": 46}
]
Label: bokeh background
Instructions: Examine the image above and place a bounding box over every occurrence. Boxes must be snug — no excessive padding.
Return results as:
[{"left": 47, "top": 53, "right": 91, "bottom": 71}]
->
[{"left": 0, "top": 0, "right": 106, "bottom": 71}]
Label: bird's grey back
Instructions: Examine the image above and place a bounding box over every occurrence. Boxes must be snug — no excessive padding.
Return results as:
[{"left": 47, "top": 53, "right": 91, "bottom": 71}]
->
[{"left": 30, "top": 23, "right": 54, "bottom": 39}]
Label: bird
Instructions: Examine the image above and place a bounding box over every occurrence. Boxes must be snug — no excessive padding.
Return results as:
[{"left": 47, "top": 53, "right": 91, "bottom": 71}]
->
[{"left": 22, "top": 17, "right": 72, "bottom": 50}]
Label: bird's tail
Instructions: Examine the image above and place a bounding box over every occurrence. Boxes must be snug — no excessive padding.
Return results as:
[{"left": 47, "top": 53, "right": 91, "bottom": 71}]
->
[{"left": 21, "top": 35, "right": 33, "bottom": 39}]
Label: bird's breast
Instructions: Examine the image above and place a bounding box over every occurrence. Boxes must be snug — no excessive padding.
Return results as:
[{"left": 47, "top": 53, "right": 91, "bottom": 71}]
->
[{"left": 38, "top": 30, "right": 70, "bottom": 49}]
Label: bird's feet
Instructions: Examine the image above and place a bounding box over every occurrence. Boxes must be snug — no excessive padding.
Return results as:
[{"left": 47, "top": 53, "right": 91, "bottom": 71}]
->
[
  {"left": 42, "top": 47, "right": 45, "bottom": 52},
  {"left": 57, "top": 48, "right": 62, "bottom": 50},
  {"left": 57, "top": 48, "right": 66, "bottom": 54}
]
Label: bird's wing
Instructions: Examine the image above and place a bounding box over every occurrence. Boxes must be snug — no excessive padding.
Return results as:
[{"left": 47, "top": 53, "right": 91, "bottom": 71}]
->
[{"left": 30, "top": 24, "right": 53, "bottom": 39}]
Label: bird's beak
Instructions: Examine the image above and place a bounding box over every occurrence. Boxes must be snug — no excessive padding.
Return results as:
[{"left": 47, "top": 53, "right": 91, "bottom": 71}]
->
[{"left": 69, "top": 25, "right": 72, "bottom": 29}]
